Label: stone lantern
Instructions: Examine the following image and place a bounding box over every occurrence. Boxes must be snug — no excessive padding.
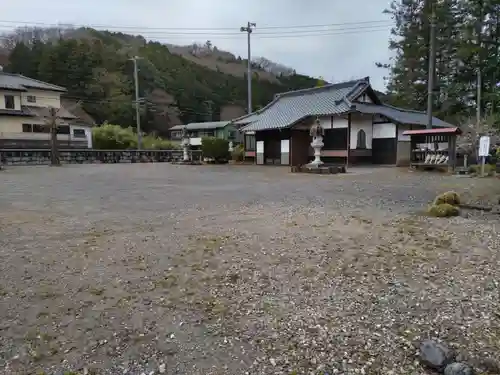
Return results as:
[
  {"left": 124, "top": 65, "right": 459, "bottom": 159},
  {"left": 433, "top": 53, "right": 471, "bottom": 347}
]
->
[{"left": 306, "top": 117, "right": 324, "bottom": 168}]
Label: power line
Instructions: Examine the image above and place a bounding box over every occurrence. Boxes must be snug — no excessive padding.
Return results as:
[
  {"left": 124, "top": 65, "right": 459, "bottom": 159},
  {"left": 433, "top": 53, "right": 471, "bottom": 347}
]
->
[
  {"left": 0, "top": 22, "right": 392, "bottom": 36},
  {"left": 0, "top": 27, "right": 391, "bottom": 42},
  {"left": 0, "top": 25, "right": 392, "bottom": 40},
  {"left": 0, "top": 19, "right": 392, "bottom": 31}
]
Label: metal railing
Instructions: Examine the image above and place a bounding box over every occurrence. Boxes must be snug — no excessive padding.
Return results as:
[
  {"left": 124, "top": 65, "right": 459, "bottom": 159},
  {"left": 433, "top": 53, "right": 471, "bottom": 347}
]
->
[{"left": 0, "top": 149, "right": 203, "bottom": 166}]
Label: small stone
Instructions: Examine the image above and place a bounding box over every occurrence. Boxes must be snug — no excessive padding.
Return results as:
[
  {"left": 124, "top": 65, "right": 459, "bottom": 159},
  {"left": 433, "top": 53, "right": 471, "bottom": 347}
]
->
[
  {"left": 444, "top": 362, "right": 474, "bottom": 375},
  {"left": 419, "top": 340, "right": 454, "bottom": 370},
  {"left": 269, "top": 358, "right": 276, "bottom": 366},
  {"left": 158, "top": 363, "right": 166, "bottom": 373}
]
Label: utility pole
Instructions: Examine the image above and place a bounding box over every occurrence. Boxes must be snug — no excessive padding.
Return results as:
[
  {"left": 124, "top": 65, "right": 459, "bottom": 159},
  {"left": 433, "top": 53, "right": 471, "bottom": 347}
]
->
[
  {"left": 47, "top": 107, "right": 60, "bottom": 166},
  {"left": 240, "top": 22, "right": 256, "bottom": 114},
  {"left": 130, "top": 56, "right": 143, "bottom": 149},
  {"left": 426, "top": 3, "right": 437, "bottom": 129},
  {"left": 476, "top": 2, "right": 484, "bottom": 132}
]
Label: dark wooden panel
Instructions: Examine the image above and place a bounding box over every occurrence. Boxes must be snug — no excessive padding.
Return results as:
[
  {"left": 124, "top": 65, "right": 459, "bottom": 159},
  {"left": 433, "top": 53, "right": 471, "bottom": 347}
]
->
[{"left": 372, "top": 138, "right": 397, "bottom": 164}]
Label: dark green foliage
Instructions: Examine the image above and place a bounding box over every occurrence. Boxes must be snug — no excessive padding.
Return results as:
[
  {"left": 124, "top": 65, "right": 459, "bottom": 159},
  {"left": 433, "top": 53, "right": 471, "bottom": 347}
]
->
[
  {"left": 92, "top": 123, "right": 179, "bottom": 150},
  {"left": 5, "top": 29, "right": 318, "bottom": 135},
  {"left": 201, "top": 137, "right": 230, "bottom": 163},
  {"left": 380, "top": 0, "right": 500, "bottom": 125}
]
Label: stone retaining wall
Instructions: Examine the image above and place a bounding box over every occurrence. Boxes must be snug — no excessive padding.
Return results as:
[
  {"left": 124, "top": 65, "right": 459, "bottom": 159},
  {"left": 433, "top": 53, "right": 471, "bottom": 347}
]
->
[{"left": 0, "top": 149, "right": 202, "bottom": 166}]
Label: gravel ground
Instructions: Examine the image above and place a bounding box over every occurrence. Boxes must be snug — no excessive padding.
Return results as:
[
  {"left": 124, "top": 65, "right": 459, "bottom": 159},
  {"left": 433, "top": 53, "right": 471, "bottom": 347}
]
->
[{"left": 0, "top": 164, "right": 499, "bottom": 375}]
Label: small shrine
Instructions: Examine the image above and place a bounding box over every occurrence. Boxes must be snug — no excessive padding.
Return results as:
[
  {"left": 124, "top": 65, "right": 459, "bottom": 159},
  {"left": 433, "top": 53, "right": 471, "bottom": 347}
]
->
[{"left": 403, "top": 127, "right": 462, "bottom": 172}]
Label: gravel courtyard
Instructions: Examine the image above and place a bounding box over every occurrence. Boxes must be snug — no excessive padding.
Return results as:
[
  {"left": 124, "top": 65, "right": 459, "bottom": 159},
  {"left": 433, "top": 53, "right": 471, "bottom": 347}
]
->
[{"left": 0, "top": 164, "right": 499, "bottom": 375}]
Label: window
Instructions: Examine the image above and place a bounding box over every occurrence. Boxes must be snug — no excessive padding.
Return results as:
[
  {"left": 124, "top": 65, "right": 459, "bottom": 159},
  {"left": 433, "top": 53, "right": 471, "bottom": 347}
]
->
[
  {"left": 22, "top": 124, "right": 32, "bottom": 132},
  {"left": 245, "top": 134, "right": 256, "bottom": 151},
  {"left": 4, "top": 95, "right": 15, "bottom": 109},
  {"left": 171, "top": 131, "right": 182, "bottom": 139},
  {"left": 57, "top": 125, "right": 70, "bottom": 135},
  {"left": 356, "top": 129, "right": 367, "bottom": 149},
  {"left": 27, "top": 95, "right": 36, "bottom": 103},
  {"left": 33, "top": 124, "right": 49, "bottom": 133},
  {"left": 200, "top": 130, "right": 214, "bottom": 137},
  {"left": 228, "top": 131, "right": 236, "bottom": 140},
  {"left": 73, "top": 128, "right": 86, "bottom": 138}
]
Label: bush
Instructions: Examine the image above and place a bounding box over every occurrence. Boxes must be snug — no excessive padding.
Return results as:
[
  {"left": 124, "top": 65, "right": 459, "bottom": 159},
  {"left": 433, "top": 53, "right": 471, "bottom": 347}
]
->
[
  {"left": 142, "top": 134, "right": 180, "bottom": 150},
  {"left": 468, "top": 164, "right": 496, "bottom": 176},
  {"left": 427, "top": 203, "right": 460, "bottom": 217},
  {"left": 231, "top": 144, "right": 244, "bottom": 162},
  {"left": 433, "top": 191, "right": 461, "bottom": 206},
  {"left": 92, "top": 123, "right": 179, "bottom": 150},
  {"left": 201, "top": 137, "right": 230, "bottom": 163}
]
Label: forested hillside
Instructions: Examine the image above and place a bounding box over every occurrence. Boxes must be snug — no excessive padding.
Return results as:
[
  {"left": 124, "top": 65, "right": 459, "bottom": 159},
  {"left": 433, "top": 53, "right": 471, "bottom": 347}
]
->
[
  {"left": 381, "top": 0, "right": 500, "bottom": 126},
  {"left": 2, "top": 28, "right": 318, "bottom": 136}
]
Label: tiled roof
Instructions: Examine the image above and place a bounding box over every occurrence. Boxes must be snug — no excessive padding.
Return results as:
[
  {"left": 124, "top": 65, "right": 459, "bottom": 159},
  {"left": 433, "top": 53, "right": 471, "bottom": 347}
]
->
[
  {"left": 0, "top": 72, "right": 66, "bottom": 92},
  {"left": 23, "top": 106, "right": 76, "bottom": 120},
  {"left": 403, "top": 127, "right": 462, "bottom": 135},
  {"left": 0, "top": 108, "right": 34, "bottom": 116},
  {"left": 352, "top": 103, "right": 453, "bottom": 128},
  {"left": 240, "top": 78, "right": 369, "bottom": 132},
  {"left": 170, "top": 121, "right": 232, "bottom": 131}
]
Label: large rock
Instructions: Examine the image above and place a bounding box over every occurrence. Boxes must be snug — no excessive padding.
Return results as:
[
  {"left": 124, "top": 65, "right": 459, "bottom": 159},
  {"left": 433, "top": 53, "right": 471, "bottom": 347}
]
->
[
  {"left": 444, "top": 362, "right": 474, "bottom": 375},
  {"left": 419, "top": 340, "right": 454, "bottom": 371}
]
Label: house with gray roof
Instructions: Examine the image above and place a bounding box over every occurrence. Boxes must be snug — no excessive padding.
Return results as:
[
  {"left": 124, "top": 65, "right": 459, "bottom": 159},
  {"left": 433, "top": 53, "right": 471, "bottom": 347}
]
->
[
  {"left": 170, "top": 120, "right": 240, "bottom": 147},
  {"left": 0, "top": 72, "right": 94, "bottom": 149},
  {"left": 234, "top": 77, "right": 454, "bottom": 166}
]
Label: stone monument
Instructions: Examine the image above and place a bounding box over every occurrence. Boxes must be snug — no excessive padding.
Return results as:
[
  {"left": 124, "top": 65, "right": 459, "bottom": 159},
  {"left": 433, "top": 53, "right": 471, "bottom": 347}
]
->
[
  {"left": 306, "top": 117, "right": 324, "bottom": 168},
  {"left": 181, "top": 126, "right": 190, "bottom": 162}
]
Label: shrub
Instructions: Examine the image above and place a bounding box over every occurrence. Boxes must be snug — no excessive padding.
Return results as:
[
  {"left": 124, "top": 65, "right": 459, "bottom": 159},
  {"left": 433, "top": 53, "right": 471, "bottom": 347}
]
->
[
  {"left": 92, "top": 123, "right": 179, "bottom": 150},
  {"left": 433, "top": 191, "right": 461, "bottom": 206},
  {"left": 142, "top": 135, "right": 180, "bottom": 150},
  {"left": 201, "top": 137, "right": 230, "bottom": 163},
  {"left": 231, "top": 144, "right": 244, "bottom": 162},
  {"left": 427, "top": 203, "right": 460, "bottom": 217},
  {"left": 468, "top": 164, "right": 496, "bottom": 176}
]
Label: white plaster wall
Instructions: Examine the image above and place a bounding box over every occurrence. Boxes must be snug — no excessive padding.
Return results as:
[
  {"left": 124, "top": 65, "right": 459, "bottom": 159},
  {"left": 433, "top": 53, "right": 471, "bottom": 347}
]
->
[
  {"left": 373, "top": 123, "right": 396, "bottom": 139},
  {"left": 256, "top": 141, "right": 264, "bottom": 153},
  {"left": 397, "top": 124, "right": 411, "bottom": 141},
  {"left": 281, "top": 139, "right": 289, "bottom": 153},
  {"left": 21, "top": 90, "right": 61, "bottom": 108},
  {"left": 317, "top": 116, "right": 348, "bottom": 129},
  {"left": 350, "top": 117, "right": 373, "bottom": 149},
  {"left": 355, "top": 93, "right": 373, "bottom": 103}
]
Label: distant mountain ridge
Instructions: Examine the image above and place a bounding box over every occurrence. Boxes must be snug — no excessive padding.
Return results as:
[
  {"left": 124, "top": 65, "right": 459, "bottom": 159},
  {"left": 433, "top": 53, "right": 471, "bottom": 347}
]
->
[{"left": 0, "top": 26, "right": 321, "bottom": 135}]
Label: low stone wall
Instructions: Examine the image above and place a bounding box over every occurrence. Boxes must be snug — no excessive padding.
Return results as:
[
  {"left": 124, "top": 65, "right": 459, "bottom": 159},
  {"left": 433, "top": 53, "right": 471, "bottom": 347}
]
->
[{"left": 0, "top": 149, "right": 202, "bottom": 166}]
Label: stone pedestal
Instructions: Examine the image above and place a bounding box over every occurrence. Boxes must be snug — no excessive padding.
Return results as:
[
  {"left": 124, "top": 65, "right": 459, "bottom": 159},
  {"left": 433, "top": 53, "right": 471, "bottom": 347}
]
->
[
  {"left": 181, "top": 138, "right": 190, "bottom": 162},
  {"left": 306, "top": 135, "right": 324, "bottom": 168}
]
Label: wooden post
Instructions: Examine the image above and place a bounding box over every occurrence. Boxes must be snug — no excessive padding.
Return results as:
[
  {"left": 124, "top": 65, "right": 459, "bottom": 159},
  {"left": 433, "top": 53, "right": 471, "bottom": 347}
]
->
[
  {"left": 347, "top": 113, "right": 351, "bottom": 168},
  {"left": 48, "top": 107, "right": 60, "bottom": 166}
]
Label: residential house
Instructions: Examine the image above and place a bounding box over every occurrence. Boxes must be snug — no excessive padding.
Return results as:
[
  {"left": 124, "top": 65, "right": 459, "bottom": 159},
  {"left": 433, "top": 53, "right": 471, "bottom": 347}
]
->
[
  {"left": 170, "top": 121, "right": 241, "bottom": 147},
  {"left": 0, "top": 72, "right": 94, "bottom": 149},
  {"left": 235, "top": 77, "right": 453, "bottom": 166}
]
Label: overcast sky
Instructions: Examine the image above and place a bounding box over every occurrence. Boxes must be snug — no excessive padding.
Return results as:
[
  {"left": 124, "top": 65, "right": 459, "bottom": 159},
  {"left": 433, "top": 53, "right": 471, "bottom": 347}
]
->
[{"left": 2, "top": 0, "right": 394, "bottom": 91}]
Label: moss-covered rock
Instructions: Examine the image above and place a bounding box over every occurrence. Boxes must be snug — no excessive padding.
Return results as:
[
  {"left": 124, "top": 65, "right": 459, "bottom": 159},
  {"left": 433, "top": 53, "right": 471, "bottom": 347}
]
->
[
  {"left": 427, "top": 203, "right": 460, "bottom": 217},
  {"left": 433, "top": 191, "right": 461, "bottom": 206}
]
